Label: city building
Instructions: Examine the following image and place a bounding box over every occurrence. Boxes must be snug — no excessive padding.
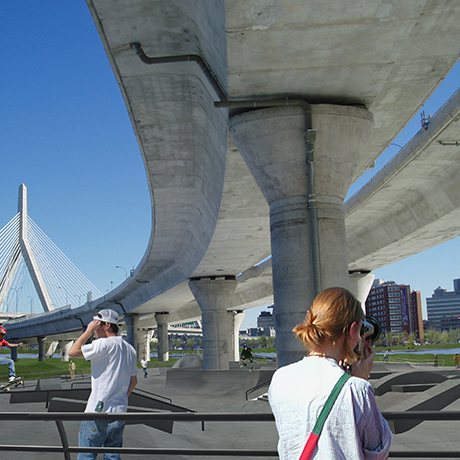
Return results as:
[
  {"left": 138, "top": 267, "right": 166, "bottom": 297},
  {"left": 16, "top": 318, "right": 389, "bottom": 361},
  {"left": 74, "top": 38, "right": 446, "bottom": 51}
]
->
[
  {"left": 240, "top": 309, "right": 276, "bottom": 338},
  {"left": 365, "top": 279, "right": 424, "bottom": 342},
  {"left": 426, "top": 279, "right": 460, "bottom": 331}
]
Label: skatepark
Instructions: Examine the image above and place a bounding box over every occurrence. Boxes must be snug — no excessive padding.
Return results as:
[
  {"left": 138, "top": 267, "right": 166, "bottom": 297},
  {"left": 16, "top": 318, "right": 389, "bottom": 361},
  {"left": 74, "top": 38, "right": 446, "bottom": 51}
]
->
[{"left": 1, "top": 357, "right": 460, "bottom": 459}]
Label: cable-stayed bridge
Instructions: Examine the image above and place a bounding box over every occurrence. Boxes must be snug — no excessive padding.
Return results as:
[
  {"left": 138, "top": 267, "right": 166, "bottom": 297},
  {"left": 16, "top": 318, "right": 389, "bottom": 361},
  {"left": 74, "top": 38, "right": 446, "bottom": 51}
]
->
[{"left": 0, "top": 184, "right": 102, "bottom": 318}]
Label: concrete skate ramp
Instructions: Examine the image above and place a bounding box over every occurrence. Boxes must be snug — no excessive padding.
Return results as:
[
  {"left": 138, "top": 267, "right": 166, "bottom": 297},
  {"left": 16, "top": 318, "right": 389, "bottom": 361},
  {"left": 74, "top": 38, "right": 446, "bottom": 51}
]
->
[
  {"left": 385, "top": 379, "right": 460, "bottom": 434},
  {"left": 172, "top": 354, "right": 203, "bottom": 369},
  {"left": 382, "top": 362, "right": 419, "bottom": 372},
  {"left": 373, "top": 371, "right": 447, "bottom": 396},
  {"left": 371, "top": 362, "right": 391, "bottom": 372},
  {"left": 166, "top": 369, "right": 275, "bottom": 397}
]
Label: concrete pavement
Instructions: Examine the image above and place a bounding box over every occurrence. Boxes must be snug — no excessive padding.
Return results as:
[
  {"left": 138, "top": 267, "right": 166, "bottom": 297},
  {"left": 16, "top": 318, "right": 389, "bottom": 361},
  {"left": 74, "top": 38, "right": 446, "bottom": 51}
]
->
[{"left": 1, "top": 364, "right": 460, "bottom": 459}]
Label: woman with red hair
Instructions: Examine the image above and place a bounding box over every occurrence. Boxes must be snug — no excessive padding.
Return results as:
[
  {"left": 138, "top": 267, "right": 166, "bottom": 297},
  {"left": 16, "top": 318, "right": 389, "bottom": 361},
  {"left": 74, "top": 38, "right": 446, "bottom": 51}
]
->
[{"left": 269, "top": 287, "right": 392, "bottom": 460}]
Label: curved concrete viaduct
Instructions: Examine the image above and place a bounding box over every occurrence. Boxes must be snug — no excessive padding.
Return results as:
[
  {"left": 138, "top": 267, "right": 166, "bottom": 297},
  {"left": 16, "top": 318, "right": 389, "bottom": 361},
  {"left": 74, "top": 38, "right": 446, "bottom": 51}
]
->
[{"left": 4, "top": 1, "right": 460, "bottom": 368}]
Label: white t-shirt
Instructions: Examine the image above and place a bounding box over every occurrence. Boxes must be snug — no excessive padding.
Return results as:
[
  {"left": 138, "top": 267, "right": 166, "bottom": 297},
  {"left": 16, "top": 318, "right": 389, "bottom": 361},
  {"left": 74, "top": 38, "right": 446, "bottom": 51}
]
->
[
  {"left": 268, "top": 356, "right": 392, "bottom": 460},
  {"left": 82, "top": 335, "right": 137, "bottom": 413}
]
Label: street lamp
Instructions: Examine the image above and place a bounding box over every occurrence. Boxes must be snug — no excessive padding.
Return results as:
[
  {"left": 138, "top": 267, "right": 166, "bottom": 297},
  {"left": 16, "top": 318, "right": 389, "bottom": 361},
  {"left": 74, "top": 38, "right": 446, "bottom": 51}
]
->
[
  {"left": 27, "top": 296, "right": 34, "bottom": 312},
  {"left": 58, "top": 286, "right": 69, "bottom": 307},
  {"left": 74, "top": 294, "right": 84, "bottom": 305},
  {"left": 11, "top": 287, "right": 23, "bottom": 313},
  {"left": 116, "top": 265, "right": 128, "bottom": 279}
]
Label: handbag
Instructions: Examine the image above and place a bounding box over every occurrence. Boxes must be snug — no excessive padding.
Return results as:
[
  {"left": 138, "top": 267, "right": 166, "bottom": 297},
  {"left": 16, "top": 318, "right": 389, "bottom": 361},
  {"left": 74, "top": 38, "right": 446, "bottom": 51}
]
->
[{"left": 298, "top": 373, "right": 351, "bottom": 460}]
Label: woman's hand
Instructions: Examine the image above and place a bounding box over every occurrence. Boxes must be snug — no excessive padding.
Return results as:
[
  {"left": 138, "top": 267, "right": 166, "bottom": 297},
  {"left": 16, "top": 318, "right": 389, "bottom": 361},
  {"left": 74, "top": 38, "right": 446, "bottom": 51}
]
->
[{"left": 352, "top": 340, "right": 375, "bottom": 380}]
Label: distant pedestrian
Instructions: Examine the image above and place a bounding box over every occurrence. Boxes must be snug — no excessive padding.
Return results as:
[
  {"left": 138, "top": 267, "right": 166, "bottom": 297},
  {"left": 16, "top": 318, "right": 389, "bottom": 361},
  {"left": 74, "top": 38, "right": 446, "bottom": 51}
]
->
[
  {"left": 454, "top": 354, "right": 459, "bottom": 368},
  {"left": 69, "top": 359, "right": 76, "bottom": 380},
  {"left": 434, "top": 354, "right": 438, "bottom": 367},
  {"left": 383, "top": 349, "right": 390, "bottom": 363},
  {"left": 141, "top": 357, "right": 148, "bottom": 378}
]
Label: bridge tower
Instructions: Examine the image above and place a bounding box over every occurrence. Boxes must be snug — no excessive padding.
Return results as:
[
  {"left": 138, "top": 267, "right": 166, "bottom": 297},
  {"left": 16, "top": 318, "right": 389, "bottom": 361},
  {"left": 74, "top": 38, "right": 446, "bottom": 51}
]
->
[
  {"left": 0, "top": 185, "right": 53, "bottom": 312},
  {"left": 0, "top": 184, "right": 102, "bottom": 315}
]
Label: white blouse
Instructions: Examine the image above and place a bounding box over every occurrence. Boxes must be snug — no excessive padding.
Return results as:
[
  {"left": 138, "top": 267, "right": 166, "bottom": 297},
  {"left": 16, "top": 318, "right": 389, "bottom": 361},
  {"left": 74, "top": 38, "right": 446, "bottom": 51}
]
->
[{"left": 268, "top": 356, "right": 392, "bottom": 460}]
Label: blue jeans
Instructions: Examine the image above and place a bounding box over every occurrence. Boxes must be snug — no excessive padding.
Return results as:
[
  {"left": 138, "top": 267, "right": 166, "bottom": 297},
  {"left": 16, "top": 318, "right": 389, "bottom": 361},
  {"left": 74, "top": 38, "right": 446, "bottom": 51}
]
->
[
  {"left": 77, "top": 419, "right": 125, "bottom": 460},
  {"left": 0, "top": 356, "right": 15, "bottom": 377}
]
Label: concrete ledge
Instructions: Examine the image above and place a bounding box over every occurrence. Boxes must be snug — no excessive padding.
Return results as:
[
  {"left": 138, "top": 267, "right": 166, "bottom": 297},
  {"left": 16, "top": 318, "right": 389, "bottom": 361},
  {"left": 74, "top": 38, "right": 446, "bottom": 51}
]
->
[
  {"left": 145, "top": 367, "right": 160, "bottom": 376},
  {"left": 373, "top": 371, "right": 447, "bottom": 396},
  {"left": 391, "top": 383, "right": 437, "bottom": 393},
  {"left": 387, "top": 379, "right": 460, "bottom": 434},
  {"left": 35, "top": 378, "right": 63, "bottom": 391},
  {"left": 166, "top": 369, "right": 275, "bottom": 396}
]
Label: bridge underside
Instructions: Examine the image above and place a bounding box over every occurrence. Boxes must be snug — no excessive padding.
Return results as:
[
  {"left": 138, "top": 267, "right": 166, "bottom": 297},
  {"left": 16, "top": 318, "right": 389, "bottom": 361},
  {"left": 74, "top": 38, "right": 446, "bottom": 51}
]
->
[{"left": 4, "top": 1, "right": 460, "bottom": 366}]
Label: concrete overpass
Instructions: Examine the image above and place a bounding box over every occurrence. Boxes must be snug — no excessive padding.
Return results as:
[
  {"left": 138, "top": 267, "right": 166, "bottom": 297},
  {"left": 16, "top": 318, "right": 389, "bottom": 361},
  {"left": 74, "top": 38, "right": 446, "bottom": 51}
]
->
[{"left": 4, "top": 1, "right": 460, "bottom": 369}]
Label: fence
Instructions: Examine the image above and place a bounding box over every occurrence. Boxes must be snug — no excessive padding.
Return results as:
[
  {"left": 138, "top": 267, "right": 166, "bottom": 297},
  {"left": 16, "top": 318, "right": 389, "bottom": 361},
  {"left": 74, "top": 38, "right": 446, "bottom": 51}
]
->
[{"left": 0, "top": 410, "right": 460, "bottom": 458}]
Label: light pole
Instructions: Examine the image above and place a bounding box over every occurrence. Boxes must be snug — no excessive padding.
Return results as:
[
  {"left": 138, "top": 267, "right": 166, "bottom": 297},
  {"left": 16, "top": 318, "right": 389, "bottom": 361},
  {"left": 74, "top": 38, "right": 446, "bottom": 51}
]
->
[
  {"left": 27, "top": 296, "right": 34, "bottom": 312},
  {"left": 74, "top": 294, "right": 84, "bottom": 305},
  {"left": 11, "top": 287, "right": 23, "bottom": 313},
  {"left": 58, "top": 286, "right": 69, "bottom": 307},
  {"left": 116, "top": 265, "right": 128, "bottom": 279}
]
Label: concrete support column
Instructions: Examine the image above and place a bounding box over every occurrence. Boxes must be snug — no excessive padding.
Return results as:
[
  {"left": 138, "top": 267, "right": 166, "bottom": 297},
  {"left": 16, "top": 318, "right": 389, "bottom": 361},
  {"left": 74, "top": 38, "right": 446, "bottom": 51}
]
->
[
  {"left": 37, "top": 336, "right": 46, "bottom": 362},
  {"left": 142, "top": 330, "right": 154, "bottom": 362},
  {"left": 230, "top": 104, "right": 374, "bottom": 368},
  {"left": 46, "top": 341, "right": 59, "bottom": 358},
  {"left": 59, "top": 340, "right": 74, "bottom": 362},
  {"left": 10, "top": 347, "right": 17, "bottom": 362},
  {"left": 124, "top": 314, "right": 139, "bottom": 351},
  {"left": 270, "top": 195, "right": 315, "bottom": 366},
  {"left": 155, "top": 312, "right": 170, "bottom": 362},
  {"left": 349, "top": 271, "right": 375, "bottom": 313},
  {"left": 189, "top": 277, "right": 238, "bottom": 370},
  {"left": 229, "top": 311, "right": 245, "bottom": 362}
]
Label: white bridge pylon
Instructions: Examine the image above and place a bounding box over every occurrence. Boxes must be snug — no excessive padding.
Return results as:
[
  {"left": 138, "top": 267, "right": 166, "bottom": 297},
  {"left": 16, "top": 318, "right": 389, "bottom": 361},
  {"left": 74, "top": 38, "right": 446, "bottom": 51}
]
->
[{"left": 0, "top": 184, "right": 102, "bottom": 314}]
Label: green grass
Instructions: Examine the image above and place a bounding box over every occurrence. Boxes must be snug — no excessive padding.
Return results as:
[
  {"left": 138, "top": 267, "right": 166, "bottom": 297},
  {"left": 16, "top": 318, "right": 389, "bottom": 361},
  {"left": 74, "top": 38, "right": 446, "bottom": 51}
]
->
[
  {"left": 374, "top": 353, "right": 455, "bottom": 366},
  {"left": 0, "top": 355, "right": 187, "bottom": 381},
  {"left": 375, "top": 343, "right": 460, "bottom": 352},
  {"left": 0, "top": 357, "right": 90, "bottom": 381},
  {"left": 2, "top": 344, "right": 455, "bottom": 381}
]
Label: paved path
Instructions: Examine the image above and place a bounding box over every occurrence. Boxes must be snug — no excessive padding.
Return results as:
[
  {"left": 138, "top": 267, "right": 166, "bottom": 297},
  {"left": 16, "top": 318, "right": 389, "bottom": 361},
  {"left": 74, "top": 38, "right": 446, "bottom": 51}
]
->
[{"left": 1, "top": 366, "right": 460, "bottom": 459}]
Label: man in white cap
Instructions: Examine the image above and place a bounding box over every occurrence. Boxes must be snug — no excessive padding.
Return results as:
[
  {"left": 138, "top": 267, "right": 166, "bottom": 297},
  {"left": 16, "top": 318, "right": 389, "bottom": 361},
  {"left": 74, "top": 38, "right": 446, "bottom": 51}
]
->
[{"left": 69, "top": 309, "right": 137, "bottom": 459}]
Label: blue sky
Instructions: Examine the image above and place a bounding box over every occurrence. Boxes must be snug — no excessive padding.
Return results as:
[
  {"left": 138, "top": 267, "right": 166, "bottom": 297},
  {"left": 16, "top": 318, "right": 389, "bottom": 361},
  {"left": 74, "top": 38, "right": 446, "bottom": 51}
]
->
[{"left": 1, "top": 2, "right": 460, "bottom": 328}]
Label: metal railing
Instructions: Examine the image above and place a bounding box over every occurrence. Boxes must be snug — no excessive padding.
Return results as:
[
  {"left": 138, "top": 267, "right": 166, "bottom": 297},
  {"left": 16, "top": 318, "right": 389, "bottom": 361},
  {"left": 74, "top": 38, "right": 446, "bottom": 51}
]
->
[
  {"left": 378, "top": 356, "right": 446, "bottom": 366},
  {"left": 245, "top": 378, "right": 272, "bottom": 400},
  {"left": 1, "top": 410, "right": 460, "bottom": 458}
]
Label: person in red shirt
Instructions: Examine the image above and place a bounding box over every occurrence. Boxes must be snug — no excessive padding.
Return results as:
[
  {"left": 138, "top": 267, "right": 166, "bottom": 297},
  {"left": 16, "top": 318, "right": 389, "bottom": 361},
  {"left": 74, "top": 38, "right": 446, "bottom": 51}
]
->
[{"left": 0, "top": 327, "right": 23, "bottom": 382}]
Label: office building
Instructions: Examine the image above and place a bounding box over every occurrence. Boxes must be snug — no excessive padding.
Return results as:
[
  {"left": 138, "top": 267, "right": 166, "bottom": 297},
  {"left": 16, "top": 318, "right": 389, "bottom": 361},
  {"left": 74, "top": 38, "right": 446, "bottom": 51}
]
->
[
  {"left": 426, "top": 279, "right": 460, "bottom": 330},
  {"left": 365, "top": 279, "right": 424, "bottom": 342}
]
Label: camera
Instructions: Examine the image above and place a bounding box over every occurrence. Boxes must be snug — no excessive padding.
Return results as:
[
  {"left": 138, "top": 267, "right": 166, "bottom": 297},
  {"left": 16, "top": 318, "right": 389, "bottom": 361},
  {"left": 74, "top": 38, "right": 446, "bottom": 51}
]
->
[{"left": 360, "top": 316, "right": 381, "bottom": 343}]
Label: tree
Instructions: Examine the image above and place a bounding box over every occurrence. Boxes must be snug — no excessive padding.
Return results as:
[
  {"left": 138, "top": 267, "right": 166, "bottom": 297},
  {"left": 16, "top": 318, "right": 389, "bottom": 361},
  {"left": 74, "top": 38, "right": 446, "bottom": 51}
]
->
[
  {"left": 186, "top": 338, "right": 195, "bottom": 350},
  {"left": 448, "top": 329, "right": 460, "bottom": 344},
  {"left": 172, "top": 338, "right": 181, "bottom": 350},
  {"left": 439, "top": 330, "right": 449, "bottom": 345},
  {"left": 405, "top": 332, "right": 416, "bottom": 349},
  {"left": 425, "top": 329, "right": 440, "bottom": 345},
  {"left": 385, "top": 332, "right": 394, "bottom": 347},
  {"left": 258, "top": 335, "right": 268, "bottom": 348}
]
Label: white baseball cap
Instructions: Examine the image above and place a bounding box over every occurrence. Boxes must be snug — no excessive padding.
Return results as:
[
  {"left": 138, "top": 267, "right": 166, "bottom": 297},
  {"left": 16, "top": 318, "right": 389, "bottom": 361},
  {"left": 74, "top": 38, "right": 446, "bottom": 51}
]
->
[{"left": 93, "top": 309, "right": 119, "bottom": 325}]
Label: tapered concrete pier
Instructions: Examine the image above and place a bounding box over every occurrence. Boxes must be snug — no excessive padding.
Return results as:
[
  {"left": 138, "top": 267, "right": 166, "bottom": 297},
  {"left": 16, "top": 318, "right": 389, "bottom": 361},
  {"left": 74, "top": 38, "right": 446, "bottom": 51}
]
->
[
  {"left": 189, "top": 277, "right": 238, "bottom": 370},
  {"left": 230, "top": 105, "right": 374, "bottom": 367}
]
